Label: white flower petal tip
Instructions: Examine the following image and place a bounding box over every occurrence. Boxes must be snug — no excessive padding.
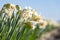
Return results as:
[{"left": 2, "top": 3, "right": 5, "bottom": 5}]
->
[
  {"left": 10, "top": 4, "right": 16, "bottom": 9},
  {"left": 25, "top": 6, "right": 32, "bottom": 10},
  {"left": 32, "top": 25, "right": 36, "bottom": 30},
  {"left": 39, "top": 21, "right": 48, "bottom": 29},
  {"left": 30, "top": 21, "right": 39, "bottom": 29}
]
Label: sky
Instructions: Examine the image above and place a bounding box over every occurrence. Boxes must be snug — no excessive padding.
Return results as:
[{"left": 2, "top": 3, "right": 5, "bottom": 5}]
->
[{"left": 0, "top": 0, "right": 60, "bottom": 21}]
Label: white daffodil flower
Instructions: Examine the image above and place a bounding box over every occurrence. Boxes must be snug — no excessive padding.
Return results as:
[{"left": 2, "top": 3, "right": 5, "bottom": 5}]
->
[
  {"left": 30, "top": 21, "right": 39, "bottom": 29},
  {"left": 2, "top": 3, "right": 15, "bottom": 17},
  {"left": 32, "top": 9, "right": 38, "bottom": 16},
  {"left": 22, "top": 9, "right": 32, "bottom": 21},
  {"left": 34, "top": 15, "right": 42, "bottom": 22},
  {"left": 39, "top": 20, "right": 47, "bottom": 29}
]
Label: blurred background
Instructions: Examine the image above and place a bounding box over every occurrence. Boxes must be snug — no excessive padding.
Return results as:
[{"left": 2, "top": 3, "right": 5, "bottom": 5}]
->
[{"left": 0, "top": 0, "right": 60, "bottom": 21}]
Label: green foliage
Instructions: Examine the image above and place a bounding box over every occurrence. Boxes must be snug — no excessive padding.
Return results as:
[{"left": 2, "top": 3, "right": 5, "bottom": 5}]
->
[{"left": 0, "top": 4, "right": 59, "bottom": 40}]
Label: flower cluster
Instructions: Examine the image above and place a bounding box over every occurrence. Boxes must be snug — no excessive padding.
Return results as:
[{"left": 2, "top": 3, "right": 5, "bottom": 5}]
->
[
  {"left": 1, "top": 3, "right": 59, "bottom": 30},
  {"left": 21, "top": 7, "right": 47, "bottom": 29},
  {"left": 1, "top": 4, "right": 52, "bottom": 29},
  {"left": 1, "top": 3, "right": 15, "bottom": 17}
]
